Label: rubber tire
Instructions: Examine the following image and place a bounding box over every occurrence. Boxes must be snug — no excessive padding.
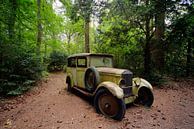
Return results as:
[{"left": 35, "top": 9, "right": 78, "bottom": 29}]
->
[
  {"left": 84, "top": 67, "right": 100, "bottom": 92},
  {"left": 66, "top": 77, "right": 72, "bottom": 92},
  {"left": 137, "top": 87, "right": 154, "bottom": 107},
  {"left": 94, "top": 88, "right": 126, "bottom": 121}
]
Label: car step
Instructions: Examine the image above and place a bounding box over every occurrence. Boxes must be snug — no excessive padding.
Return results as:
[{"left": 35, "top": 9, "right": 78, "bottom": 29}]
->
[{"left": 73, "top": 87, "right": 93, "bottom": 97}]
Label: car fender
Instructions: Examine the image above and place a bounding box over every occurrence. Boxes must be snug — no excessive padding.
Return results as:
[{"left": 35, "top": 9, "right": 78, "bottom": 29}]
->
[
  {"left": 66, "top": 73, "right": 74, "bottom": 87},
  {"left": 132, "top": 78, "right": 153, "bottom": 95},
  {"left": 95, "top": 81, "right": 124, "bottom": 99}
]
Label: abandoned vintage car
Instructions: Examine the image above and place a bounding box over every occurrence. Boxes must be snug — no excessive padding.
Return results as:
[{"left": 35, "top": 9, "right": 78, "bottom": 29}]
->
[{"left": 66, "top": 53, "right": 154, "bottom": 120}]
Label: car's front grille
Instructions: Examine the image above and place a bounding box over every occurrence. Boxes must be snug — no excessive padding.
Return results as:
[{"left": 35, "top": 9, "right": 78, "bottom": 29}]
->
[
  {"left": 121, "top": 70, "right": 133, "bottom": 96},
  {"left": 122, "top": 70, "right": 133, "bottom": 86},
  {"left": 122, "top": 86, "right": 132, "bottom": 97}
]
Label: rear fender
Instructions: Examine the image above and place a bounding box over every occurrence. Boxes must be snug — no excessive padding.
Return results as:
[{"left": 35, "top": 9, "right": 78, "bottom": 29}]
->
[
  {"left": 95, "top": 82, "right": 124, "bottom": 99},
  {"left": 66, "top": 74, "right": 73, "bottom": 87}
]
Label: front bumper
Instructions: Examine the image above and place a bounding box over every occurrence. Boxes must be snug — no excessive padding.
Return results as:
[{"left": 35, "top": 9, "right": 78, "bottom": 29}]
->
[
  {"left": 124, "top": 95, "right": 137, "bottom": 104},
  {"left": 122, "top": 86, "right": 137, "bottom": 104}
]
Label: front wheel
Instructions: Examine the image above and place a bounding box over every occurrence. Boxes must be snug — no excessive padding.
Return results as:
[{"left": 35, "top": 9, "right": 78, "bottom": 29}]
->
[
  {"left": 94, "top": 89, "right": 126, "bottom": 121},
  {"left": 136, "top": 87, "right": 154, "bottom": 107}
]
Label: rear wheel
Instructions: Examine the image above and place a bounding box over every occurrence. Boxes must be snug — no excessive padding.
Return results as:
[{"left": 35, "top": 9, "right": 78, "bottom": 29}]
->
[
  {"left": 66, "top": 77, "right": 72, "bottom": 92},
  {"left": 136, "top": 87, "right": 154, "bottom": 107},
  {"left": 94, "top": 89, "right": 126, "bottom": 121}
]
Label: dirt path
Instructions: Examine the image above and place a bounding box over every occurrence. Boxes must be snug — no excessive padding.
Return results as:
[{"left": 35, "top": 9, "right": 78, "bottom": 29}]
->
[{"left": 0, "top": 72, "right": 194, "bottom": 129}]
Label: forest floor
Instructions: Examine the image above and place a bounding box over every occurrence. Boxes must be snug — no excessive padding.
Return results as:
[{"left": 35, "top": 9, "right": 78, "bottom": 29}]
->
[{"left": 0, "top": 72, "right": 194, "bottom": 129}]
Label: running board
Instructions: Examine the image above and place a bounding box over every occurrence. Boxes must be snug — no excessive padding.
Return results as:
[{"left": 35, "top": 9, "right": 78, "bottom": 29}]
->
[{"left": 73, "top": 87, "right": 93, "bottom": 97}]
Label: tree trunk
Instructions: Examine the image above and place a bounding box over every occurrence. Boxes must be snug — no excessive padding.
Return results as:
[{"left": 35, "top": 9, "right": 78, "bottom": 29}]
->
[
  {"left": 36, "top": 0, "right": 42, "bottom": 57},
  {"left": 67, "top": 33, "right": 71, "bottom": 54},
  {"left": 144, "top": 0, "right": 151, "bottom": 76},
  {"left": 144, "top": 15, "right": 151, "bottom": 76},
  {"left": 8, "top": 0, "right": 17, "bottom": 41},
  {"left": 186, "top": 38, "right": 192, "bottom": 76},
  {"left": 85, "top": 20, "right": 90, "bottom": 53},
  {"left": 154, "top": 0, "right": 165, "bottom": 71},
  {"left": 44, "top": 42, "right": 47, "bottom": 58}
]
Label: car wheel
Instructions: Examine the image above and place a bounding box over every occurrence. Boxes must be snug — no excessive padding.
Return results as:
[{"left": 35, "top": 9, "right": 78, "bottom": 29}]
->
[
  {"left": 84, "top": 67, "right": 100, "bottom": 92},
  {"left": 94, "top": 88, "right": 126, "bottom": 121},
  {"left": 137, "top": 87, "right": 154, "bottom": 107},
  {"left": 66, "top": 77, "right": 72, "bottom": 92}
]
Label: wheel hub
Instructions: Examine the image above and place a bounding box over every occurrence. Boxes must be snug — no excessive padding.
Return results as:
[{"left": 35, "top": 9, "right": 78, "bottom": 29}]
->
[{"left": 105, "top": 103, "right": 110, "bottom": 109}]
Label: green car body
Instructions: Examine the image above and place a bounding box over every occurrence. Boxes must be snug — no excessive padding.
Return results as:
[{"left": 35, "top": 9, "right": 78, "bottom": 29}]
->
[{"left": 66, "top": 53, "right": 154, "bottom": 120}]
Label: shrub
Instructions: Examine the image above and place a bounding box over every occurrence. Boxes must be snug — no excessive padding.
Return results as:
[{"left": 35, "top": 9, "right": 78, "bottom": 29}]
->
[
  {"left": 0, "top": 53, "right": 43, "bottom": 96},
  {"left": 47, "top": 51, "right": 68, "bottom": 72}
]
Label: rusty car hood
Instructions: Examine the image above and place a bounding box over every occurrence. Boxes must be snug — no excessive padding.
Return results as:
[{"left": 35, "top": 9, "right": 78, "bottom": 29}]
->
[{"left": 96, "top": 67, "right": 128, "bottom": 75}]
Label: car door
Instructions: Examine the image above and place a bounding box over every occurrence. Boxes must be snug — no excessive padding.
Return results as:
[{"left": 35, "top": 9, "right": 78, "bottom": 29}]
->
[
  {"left": 67, "top": 57, "right": 77, "bottom": 86},
  {"left": 76, "top": 56, "right": 87, "bottom": 88}
]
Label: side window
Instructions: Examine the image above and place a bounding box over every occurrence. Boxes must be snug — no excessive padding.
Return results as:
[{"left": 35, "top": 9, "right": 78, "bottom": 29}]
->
[
  {"left": 77, "top": 57, "right": 87, "bottom": 67},
  {"left": 68, "top": 57, "right": 76, "bottom": 67}
]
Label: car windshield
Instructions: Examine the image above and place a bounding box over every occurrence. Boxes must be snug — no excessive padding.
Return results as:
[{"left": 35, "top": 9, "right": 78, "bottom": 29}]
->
[{"left": 90, "top": 56, "right": 113, "bottom": 67}]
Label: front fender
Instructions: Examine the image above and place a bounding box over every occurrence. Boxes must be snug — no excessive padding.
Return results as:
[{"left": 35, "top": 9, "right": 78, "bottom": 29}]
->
[
  {"left": 95, "top": 81, "right": 124, "bottom": 99},
  {"left": 132, "top": 78, "right": 153, "bottom": 95}
]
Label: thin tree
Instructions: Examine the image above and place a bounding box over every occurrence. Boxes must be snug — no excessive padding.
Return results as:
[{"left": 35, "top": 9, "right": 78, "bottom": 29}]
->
[
  {"left": 36, "top": 0, "right": 42, "bottom": 57},
  {"left": 78, "top": 0, "right": 93, "bottom": 53},
  {"left": 143, "top": 0, "right": 152, "bottom": 76},
  {"left": 153, "top": 0, "right": 166, "bottom": 71},
  {"left": 8, "top": 0, "right": 17, "bottom": 41}
]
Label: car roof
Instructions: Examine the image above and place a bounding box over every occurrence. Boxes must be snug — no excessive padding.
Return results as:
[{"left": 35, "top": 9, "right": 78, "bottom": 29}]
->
[{"left": 67, "top": 53, "right": 113, "bottom": 58}]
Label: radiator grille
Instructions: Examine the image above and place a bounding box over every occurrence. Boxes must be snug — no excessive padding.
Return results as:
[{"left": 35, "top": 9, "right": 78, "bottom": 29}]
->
[
  {"left": 122, "top": 87, "right": 132, "bottom": 97},
  {"left": 121, "top": 70, "right": 133, "bottom": 96},
  {"left": 122, "top": 70, "right": 133, "bottom": 86}
]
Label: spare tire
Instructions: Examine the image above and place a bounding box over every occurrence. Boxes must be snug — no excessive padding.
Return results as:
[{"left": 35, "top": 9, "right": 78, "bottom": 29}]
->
[{"left": 84, "top": 67, "right": 100, "bottom": 92}]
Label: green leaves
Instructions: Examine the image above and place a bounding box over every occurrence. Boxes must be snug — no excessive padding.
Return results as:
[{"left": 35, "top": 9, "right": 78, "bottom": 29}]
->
[
  {"left": 95, "top": 16, "right": 144, "bottom": 74},
  {"left": 0, "top": 0, "right": 66, "bottom": 96},
  {"left": 47, "top": 51, "right": 67, "bottom": 72},
  {"left": 95, "top": 0, "right": 194, "bottom": 79}
]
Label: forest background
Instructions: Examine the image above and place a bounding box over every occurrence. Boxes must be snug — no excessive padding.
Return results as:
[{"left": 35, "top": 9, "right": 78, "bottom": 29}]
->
[{"left": 0, "top": 0, "right": 193, "bottom": 95}]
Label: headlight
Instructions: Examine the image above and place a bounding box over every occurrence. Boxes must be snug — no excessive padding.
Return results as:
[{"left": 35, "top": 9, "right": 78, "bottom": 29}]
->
[{"left": 119, "top": 79, "right": 126, "bottom": 87}]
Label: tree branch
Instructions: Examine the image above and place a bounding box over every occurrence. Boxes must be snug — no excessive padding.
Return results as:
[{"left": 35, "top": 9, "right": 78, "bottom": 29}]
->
[{"left": 134, "top": 20, "right": 146, "bottom": 34}]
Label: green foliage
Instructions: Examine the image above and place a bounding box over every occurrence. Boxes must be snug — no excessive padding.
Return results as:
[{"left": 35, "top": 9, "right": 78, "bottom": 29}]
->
[
  {"left": 0, "top": 0, "right": 66, "bottom": 96},
  {"left": 60, "top": 1, "right": 86, "bottom": 55},
  {"left": 47, "top": 51, "right": 68, "bottom": 72},
  {"left": 165, "top": 45, "right": 187, "bottom": 77},
  {"left": 94, "top": 1, "right": 147, "bottom": 75},
  {"left": 0, "top": 53, "right": 41, "bottom": 95},
  {"left": 144, "top": 71, "right": 165, "bottom": 86},
  {"left": 95, "top": 0, "right": 194, "bottom": 81},
  {"left": 166, "top": 7, "right": 194, "bottom": 77},
  {"left": 0, "top": 0, "right": 193, "bottom": 96},
  {"left": 62, "top": 18, "right": 85, "bottom": 54}
]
